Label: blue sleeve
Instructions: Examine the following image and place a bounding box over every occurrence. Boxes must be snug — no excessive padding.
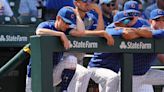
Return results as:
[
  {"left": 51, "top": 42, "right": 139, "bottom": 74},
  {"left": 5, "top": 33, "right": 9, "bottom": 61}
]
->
[
  {"left": 105, "top": 27, "right": 123, "bottom": 36},
  {"left": 152, "top": 29, "right": 164, "bottom": 38},
  {"left": 37, "top": 22, "right": 49, "bottom": 29},
  {"left": 139, "top": 18, "right": 150, "bottom": 27}
]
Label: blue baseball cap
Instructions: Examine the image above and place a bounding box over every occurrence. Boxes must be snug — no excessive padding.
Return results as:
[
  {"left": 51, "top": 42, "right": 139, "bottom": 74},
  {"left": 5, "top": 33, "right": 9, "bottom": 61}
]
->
[
  {"left": 124, "top": 1, "right": 140, "bottom": 14},
  {"left": 99, "top": 0, "right": 112, "bottom": 4},
  {"left": 114, "top": 11, "right": 132, "bottom": 23},
  {"left": 74, "top": 0, "right": 88, "bottom": 3},
  {"left": 57, "top": 7, "right": 76, "bottom": 28},
  {"left": 150, "top": 9, "right": 164, "bottom": 20}
]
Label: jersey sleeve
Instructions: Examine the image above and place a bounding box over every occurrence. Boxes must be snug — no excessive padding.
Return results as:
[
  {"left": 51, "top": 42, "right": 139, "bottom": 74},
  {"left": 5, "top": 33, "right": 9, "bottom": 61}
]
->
[
  {"left": 139, "top": 18, "right": 150, "bottom": 27},
  {"left": 151, "top": 29, "right": 164, "bottom": 38},
  {"left": 106, "top": 27, "right": 123, "bottom": 36},
  {"left": 105, "top": 23, "right": 123, "bottom": 36}
]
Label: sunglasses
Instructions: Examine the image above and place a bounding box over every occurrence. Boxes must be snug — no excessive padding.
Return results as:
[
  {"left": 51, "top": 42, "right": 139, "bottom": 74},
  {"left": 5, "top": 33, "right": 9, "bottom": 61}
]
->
[
  {"left": 81, "top": 0, "right": 88, "bottom": 3},
  {"left": 106, "top": 2, "right": 115, "bottom": 7},
  {"left": 127, "top": 12, "right": 139, "bottom": 16}
]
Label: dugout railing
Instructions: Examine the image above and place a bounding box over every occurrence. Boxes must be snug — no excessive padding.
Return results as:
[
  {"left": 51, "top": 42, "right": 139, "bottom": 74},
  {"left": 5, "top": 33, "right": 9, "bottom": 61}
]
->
[{"left": 30, "top": 35, "right": 164, "bottom": 92}]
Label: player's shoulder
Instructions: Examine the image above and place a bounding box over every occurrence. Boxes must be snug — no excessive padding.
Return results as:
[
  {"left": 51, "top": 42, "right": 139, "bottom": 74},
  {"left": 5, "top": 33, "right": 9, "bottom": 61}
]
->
[
  {"left": 137, "top": 18, "right": 150, "bottom": 26},
  {"left": 38, "top": 20, "right": 54, "bottom": 27}
]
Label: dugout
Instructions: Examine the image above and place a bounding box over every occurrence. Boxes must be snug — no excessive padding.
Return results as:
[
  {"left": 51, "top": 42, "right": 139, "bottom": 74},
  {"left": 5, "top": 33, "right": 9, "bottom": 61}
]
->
[
  {"left": 0, "top": 47, "right": 29, "bottom": 92},
  {"left": 0, "top": 24, "right": 36, "bottom": 92},
  {"left": 30, "top": 36, "right": 164, "bottom": 92}
]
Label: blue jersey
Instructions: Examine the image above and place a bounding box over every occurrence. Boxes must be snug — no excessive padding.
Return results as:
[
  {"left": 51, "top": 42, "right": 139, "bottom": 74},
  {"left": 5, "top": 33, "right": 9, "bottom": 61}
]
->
[
  {"left": 88, "top": 23, "right": 122, "bottom": 73},
  {"left": 103, "top": 14, "right": 113, "bottom": 28},
  {"left": 89, "top": 18, "right": 158, "bottom": 75},
  {"left": 27, "top": 20, "right": 73, "bottom": 77},
  {"left": 83, "top": 11, "right": 98, "bottom": 30},
  {"left": 131, "top": 18, "right": 150, "bottom": 28},
  {"left": 89, "top": 53, "right": 122, "bottom": 73},
  {"left": 133, "top": 53, "right": 157, "bottom": 75}
]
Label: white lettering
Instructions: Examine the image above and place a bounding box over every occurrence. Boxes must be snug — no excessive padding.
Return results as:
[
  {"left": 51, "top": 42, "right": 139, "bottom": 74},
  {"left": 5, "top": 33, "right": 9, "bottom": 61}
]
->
[
  {"left": 71, "top": 40, "right": 98, "bottom": 48},
  {"left": 0, "top": 35, "right": 28, "bottom": 42},
  {"left": 120, "top": 41, "right": 152, "bottom": 49}
]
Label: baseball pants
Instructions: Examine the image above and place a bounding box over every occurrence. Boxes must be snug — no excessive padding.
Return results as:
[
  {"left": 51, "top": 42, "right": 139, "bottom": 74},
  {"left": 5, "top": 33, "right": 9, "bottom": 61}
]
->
[
  {"left": 88, "top": 67, "right": 119, "bottom": 92},
  {"left": 133, "top": 69, "right": 164, "bottom": 92}
]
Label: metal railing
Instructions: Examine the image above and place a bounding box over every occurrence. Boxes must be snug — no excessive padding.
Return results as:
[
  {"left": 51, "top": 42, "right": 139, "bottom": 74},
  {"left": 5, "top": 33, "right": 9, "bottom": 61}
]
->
[{"left": 30, "top": 35, "right": 164, "bottom": 92}]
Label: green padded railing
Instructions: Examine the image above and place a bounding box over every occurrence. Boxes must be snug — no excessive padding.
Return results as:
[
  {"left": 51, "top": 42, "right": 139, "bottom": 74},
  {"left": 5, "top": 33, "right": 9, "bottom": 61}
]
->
[{"left": 30, "top": 35, "right": 164, "bottom": 92}]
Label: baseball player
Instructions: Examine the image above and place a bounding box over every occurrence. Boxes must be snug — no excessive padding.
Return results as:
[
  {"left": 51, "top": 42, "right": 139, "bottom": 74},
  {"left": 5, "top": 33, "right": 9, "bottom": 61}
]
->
[
  {"left": 108, "top": 2, "right": 164, "bottom": 92},
  {"left": 88, "top": 7, "right": 153, "bottom": 91},
  {"left": 26, "top": 6, "right": 114, "bottom": 92},
  {"left": 99, "top": 0, "right": 117, "bottom": 27},
  {"left": 141, "top": 8, "right": 164, "bottom": 92},
  {"left": 88, "top": 1, "right": 155, "bottom": 91},
  {"left": 124, "top": 1, "right": 164, "bottom": 92},
  {"left": 61, "top": 0, "right": 106, "bottom": 66}
]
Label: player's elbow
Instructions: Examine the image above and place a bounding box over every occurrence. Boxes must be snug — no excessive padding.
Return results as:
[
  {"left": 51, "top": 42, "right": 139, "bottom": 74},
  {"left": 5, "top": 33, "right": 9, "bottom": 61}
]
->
[
  {"left": 36, "top": 29, "right": 44, "bottom": 35},
  {"left": 143, "top": 34, "right": 152, "bottom": 38},
  {"left": 36, "top": 29, "right": 40, "bottom": 35},
  {"left": 77, "top": 31, "right": 86, "bottom": 37}
]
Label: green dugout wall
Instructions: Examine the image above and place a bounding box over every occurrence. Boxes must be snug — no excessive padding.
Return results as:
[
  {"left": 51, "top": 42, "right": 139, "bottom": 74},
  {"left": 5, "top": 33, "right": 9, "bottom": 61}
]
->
[{"left": 30, "top": 35, "right": 164, "bottom": 92}]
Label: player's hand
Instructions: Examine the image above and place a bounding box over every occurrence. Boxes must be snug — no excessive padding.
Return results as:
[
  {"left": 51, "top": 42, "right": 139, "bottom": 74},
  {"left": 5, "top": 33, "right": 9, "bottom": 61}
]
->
[
  {"left": 88, "top": 3, "right": 102, "bottom": 15},
  {"left": 114, "top": 22, "right": 127, "bottom": 28},
  {"left": 60, "top": 33, "right": 70, "bottom": 50},
  {"left": 122, "top": 28, "right": 139, "bottom": 40},
  {"left": 103, "top": 32, "right": 115, "bottom": 46}
]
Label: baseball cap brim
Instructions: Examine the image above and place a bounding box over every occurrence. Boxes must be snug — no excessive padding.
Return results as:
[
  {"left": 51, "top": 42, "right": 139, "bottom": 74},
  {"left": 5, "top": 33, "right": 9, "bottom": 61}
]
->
[
  {"left": 125, "top": 10, "right": 140, "bottom": 14},
  {"left": 100, "top": 0, "right": 112, "bottom": 4},
  {"left": 61, "top": 17, "right": 76, "bottom": 28},
  {"left": 150, "top": 15, "right": 164, "bottom": 20},
  {"left": 114, "top": 16, "right": 130, "bottom": 23}
]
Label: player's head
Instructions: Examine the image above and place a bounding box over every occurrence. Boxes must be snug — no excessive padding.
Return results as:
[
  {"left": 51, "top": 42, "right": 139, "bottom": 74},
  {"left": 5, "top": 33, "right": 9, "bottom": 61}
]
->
[
  {"left": 123, "top": 1, "right": 140, "bottom": 15},
  {"left": 149, "top": 9, "right": 164, "bottom": 29},
  {"left": 99, "top": 0, "right": 116, "bottom": 14},
  {"left": 74, "top": 0, "right": 90, "bottom": 12},
  {"left": 56, "top": 7, "right": 76, "bottom": 31},
  {"left": 121, "top": 1, "right": 141, "bottom": 26},
  {"left": 113, "top": 11, "right": 134, "bottom": 27}
]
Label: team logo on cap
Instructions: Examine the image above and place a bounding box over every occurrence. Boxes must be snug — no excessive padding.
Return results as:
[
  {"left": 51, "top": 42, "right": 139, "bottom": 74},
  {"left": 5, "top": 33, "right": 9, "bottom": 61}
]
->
[
  {"left": 130, "top": 4, "right": 135, "bottom": 9},
  {"left": 158, "top": 10, "right": 163, "bottom": 15},
  {"left": 71, "top": 14, "right": 75, "bottom": 19}
]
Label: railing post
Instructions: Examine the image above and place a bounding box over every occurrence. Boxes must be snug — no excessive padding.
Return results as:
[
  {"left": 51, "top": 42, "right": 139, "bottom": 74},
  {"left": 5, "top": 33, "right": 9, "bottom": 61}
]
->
[
  {"left": 121, "top": 53, "right": 133, "bottom": 92},
  {"left": 30, "top": 36, "right": 54, "bottom": 92}
]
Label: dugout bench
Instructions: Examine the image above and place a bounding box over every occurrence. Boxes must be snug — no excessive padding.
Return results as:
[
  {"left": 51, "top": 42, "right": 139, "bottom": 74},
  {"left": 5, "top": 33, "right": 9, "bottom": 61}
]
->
[{"left": 30, "top": 35, "right": 164, "bottom": 92}]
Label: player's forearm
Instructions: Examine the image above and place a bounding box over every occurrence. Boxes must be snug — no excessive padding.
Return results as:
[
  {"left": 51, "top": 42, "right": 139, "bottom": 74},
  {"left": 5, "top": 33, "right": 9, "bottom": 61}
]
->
[
  {"left": 122, "top": 29, "right": 140, "bottom": 40},
  {"left": 84, "top": 30, "right": 106, "bottom": 37},
  {"left": 36, "top": 28, "right": 64, "bottom": 37},
  {"left": 135, "top": 28, "right": 152, "bottom": 38},
  {"left": 122, "top": 32, "right": 140, "bottom": 40},
  {"left": 76, "top": 14, "right": 85, "bottom": 31},
  {"left": 96, "top": 12, "right": 105, "bottom": 30}
]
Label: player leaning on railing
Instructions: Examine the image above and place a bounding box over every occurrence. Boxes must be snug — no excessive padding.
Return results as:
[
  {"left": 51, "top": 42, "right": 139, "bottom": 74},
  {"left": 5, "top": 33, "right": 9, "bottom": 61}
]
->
[{"left": 26, "top": 6, "right": 114, "bottom": 92}]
